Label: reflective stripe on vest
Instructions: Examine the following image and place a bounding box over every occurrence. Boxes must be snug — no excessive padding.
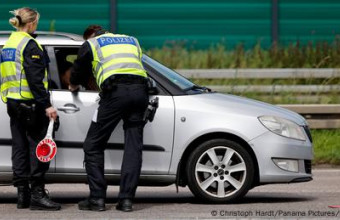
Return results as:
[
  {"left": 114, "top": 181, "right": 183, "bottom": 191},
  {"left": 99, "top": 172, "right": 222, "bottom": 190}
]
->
[
  {"left": 0, "top": 32, "right": 48, "bottom": 103},
  {"left": 1, "top": 71, "right": 48, "bottom": 83},
  {"left": 87, "top": 33, "right": 147, "bottom": 87}
]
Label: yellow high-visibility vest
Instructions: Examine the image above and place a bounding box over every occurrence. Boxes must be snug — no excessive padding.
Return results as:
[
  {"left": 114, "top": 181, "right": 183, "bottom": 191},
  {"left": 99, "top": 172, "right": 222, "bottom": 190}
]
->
[
  {"left": 87, "top": 33, "right": 147, "bottom": 87},
  {"left": 0, "top": 32, "right": 48, "bottom": 103}
]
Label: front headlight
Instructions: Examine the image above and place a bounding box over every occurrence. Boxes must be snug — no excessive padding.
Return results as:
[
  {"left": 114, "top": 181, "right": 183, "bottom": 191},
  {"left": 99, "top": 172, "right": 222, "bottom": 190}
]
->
[{"left": 258, "top": 116, "right": 306, "bottom": 141}]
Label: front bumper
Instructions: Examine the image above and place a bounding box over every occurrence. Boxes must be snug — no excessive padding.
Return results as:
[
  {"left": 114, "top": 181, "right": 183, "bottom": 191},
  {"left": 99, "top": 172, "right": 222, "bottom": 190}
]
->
[{"left": 249, "top": 130, "right": 313, "bottom": 184}]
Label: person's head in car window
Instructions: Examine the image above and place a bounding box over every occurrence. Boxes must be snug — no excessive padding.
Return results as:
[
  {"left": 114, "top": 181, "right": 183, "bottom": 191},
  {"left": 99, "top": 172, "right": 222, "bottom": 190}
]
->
[{"left": 59, "top": 61, "right": 73, "bottom": 89}]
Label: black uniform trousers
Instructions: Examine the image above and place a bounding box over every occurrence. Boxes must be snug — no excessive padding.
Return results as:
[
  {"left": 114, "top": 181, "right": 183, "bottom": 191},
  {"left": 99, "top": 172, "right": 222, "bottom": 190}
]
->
[
  {"left": 7, "top": 98, "right": 50, "bottom": 189},
  {"left": 83, "top": 81, "right": 148, "bottom": 199}
]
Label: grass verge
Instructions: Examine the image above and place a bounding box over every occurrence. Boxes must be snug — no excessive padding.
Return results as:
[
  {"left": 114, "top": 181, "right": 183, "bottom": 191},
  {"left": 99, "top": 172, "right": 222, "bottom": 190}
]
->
[
  {"left": 312, "top": 129, "right": 340, "bottom": 165},
  {"left": 146, "top": 40, "right": 340, "bottom": 69}
]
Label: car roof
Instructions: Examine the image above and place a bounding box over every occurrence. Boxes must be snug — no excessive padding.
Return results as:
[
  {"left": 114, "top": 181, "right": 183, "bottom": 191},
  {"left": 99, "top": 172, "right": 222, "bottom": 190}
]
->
[{"left": 0, "top": 31, "right": 84, "bottom": 46}]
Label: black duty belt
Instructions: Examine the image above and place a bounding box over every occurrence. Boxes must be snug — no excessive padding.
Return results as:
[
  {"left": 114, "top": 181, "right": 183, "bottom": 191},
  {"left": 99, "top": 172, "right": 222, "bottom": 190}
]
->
[
  {"left": 7, "top": 98, "right": 35, "bottom": 106},
  {"left": 100, "top": 74, "right": 147, "bottom": 91},
  {"left": 105, "top": 74, "right": 146, "bottom": 85}
]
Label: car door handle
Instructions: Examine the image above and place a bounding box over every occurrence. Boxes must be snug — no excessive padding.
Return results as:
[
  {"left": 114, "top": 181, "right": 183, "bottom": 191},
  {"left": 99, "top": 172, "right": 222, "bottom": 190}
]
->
[{"left": 57, "top": 104, "right": 80, "bottom": 113}]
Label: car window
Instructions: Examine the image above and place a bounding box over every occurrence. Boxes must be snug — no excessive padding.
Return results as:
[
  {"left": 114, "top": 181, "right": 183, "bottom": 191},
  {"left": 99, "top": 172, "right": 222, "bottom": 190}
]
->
[
  {"left": 45, "top": 46, "right": 168, "bottom": 95},
  {"left": 54, "top": 47, "right": 99, "bottom": 91},
  {"left": 142, "top": 55, "right": 195, "bottom": 91}
]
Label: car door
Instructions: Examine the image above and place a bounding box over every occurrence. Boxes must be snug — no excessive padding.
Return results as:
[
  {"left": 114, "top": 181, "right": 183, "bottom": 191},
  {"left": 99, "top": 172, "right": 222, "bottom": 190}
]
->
[
  {"left": 47, "top": 46, "right": 175, "bottom": 175},
  {"left": 0, "top": 95, "right": 13, "bottom": 173},
  {"left": 0, "top": 46, "right": 13, "bottom": 173}
]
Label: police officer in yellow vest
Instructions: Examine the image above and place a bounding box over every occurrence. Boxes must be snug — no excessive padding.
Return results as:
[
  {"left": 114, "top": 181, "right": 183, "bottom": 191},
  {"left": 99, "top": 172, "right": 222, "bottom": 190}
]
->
[
  {"left": 0, "top": 8, "right": 60, "bottom": 210},
  {"left": 69, "top": 25, "right": 149, "bottom": 212}
]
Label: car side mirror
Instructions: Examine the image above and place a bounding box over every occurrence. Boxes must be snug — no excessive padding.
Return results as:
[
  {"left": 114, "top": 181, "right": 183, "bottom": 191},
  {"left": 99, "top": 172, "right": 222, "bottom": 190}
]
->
[{"left": 147, "top": 77, "right": 159, "bottom": 95}]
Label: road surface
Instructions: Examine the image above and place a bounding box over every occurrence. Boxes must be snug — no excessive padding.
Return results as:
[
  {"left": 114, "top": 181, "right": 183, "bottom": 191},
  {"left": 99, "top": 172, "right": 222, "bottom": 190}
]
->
[{"left": 0, "top": 169, "right": 339, "bottom": 219}]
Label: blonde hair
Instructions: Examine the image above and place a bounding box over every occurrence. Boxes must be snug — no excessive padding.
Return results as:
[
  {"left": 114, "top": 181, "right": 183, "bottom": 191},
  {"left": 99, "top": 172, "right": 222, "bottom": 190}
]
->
[{"left": 9, "top": 7, "right": 40, "bottom": 29}]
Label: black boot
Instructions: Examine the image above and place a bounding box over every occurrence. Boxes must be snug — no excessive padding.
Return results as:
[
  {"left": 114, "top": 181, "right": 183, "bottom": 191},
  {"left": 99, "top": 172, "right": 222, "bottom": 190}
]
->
[
  {"left": 17, "top": 185, "right": 30, "bottom": 209},
  {"left": 78, "top": 198, "right": 105, "bottom": 211},
  {"left": 30, "top": 187, "right": 61, "bottom": 211},
  {"left": 116, "top": 199, "right": 133, "bottom": 212}
]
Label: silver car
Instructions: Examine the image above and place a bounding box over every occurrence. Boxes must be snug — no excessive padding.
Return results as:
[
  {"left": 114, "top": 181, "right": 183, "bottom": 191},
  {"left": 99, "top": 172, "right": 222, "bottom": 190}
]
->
[{"left": 0, "top": 31, "right": 313, "bottom": 203}]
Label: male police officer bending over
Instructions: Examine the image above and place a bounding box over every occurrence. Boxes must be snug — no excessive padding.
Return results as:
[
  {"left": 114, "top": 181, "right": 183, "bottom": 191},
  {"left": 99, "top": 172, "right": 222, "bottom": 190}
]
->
[{"left": 69, "top": 25, "right": 149, "bottom": 212}]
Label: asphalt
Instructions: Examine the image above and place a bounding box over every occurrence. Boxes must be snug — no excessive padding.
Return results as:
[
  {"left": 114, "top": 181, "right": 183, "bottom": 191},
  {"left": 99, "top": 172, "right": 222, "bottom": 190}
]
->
[{"left": 0, "top": 169, "right": 339, "bottom": 219}]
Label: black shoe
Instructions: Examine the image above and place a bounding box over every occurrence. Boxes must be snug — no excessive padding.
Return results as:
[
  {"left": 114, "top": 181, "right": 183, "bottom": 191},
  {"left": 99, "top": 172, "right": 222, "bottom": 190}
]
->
[
  {"left": 30, "top": 188, "right": 61, "bottom": 211},
  {"left": 116, "top": 199, "right": 133, "bottom": 212},
  {"left": 78, "top": 198, "right": 105, "bottom": 211},
  {"left": 17, "top": 185, "right": 30, "bottom": 209}
]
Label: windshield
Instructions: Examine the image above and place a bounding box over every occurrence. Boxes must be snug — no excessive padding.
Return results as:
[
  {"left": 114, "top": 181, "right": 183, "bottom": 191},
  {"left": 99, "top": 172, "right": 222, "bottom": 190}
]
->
[{"left": 142, "top": 55, "right": 195, "bottom": 90}]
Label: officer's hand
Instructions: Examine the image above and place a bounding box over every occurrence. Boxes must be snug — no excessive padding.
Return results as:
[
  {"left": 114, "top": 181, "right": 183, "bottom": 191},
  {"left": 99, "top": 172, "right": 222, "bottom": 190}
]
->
[
  {"left": 69, "top": 84, "right": 80, "bottom": 92},
  {"left": 46, "top": 107, "right": 58, "bottom": 121}
]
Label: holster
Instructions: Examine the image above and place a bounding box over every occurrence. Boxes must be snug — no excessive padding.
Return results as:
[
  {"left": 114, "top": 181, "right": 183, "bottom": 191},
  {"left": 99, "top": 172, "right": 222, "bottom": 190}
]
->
[
  {"left": 18, "top": 103, "right": 37, "bottom": 128},
  {"left": 17, "top": 104, "right": 60, "bottom": 132},
  {"left": 143, "top": 97, "right": 159, "bottom": 123}
]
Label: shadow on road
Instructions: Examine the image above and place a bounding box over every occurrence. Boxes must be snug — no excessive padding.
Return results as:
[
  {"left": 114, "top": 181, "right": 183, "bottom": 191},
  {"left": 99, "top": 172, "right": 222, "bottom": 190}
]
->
[{"left": 0, "top": 191, "right": 316, "bottom": 210}]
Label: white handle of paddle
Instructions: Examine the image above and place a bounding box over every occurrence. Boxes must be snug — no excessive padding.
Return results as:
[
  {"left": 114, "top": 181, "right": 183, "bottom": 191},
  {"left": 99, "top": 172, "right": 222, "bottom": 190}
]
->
[{"left": 45, "top": 120, "right": 54, "bottom": 139}]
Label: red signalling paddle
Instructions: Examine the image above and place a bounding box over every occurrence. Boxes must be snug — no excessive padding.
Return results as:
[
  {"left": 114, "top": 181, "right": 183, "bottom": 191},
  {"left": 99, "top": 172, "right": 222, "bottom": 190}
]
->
[{"left": 36, "top": 120, "right": 57, "bottom": 163}]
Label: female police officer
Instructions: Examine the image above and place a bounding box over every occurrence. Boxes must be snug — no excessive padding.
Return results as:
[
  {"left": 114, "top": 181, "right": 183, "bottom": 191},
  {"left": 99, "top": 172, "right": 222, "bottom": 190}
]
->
[{"left": 0, "top": 7, "right": 60, "bottom": 210}]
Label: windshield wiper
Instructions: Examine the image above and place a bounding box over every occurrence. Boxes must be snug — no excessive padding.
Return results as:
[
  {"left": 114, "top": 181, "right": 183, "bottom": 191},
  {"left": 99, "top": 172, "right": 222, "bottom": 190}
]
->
[{"left": 184, "top": 85, "right": 212, "bottom": 92}]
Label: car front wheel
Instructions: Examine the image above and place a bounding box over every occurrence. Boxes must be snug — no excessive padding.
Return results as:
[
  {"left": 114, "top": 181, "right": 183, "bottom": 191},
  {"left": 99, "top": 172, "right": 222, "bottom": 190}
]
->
[{"left": 186, "top": 139, "right": 254, "bottom": 203}]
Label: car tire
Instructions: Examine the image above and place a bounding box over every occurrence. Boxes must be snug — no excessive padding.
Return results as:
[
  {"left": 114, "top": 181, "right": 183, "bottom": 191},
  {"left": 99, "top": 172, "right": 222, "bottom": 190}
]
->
[{"left": 186, "top": 139, "right": 254, "bottom": 203}]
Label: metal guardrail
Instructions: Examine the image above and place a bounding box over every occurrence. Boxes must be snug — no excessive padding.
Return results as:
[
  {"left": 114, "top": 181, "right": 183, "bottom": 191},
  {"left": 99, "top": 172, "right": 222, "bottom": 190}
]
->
[
  {"left": 177, "top": 68, "right": 340, "bottom": 94},
  {"left": 177, "top": 68, "right": 340, "bottom": 79},
  {"left": 208, "top": 85, "right": 340, "bottom": 93},
  {"left": 278, "top": 104, "right": 340, "bottom": 129}
]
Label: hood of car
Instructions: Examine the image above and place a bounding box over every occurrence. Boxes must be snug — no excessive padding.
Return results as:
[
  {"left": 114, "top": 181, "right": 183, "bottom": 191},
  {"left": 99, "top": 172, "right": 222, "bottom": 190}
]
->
[{"left": 189, "top": 93, "right": 307, "bottom": 126}]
